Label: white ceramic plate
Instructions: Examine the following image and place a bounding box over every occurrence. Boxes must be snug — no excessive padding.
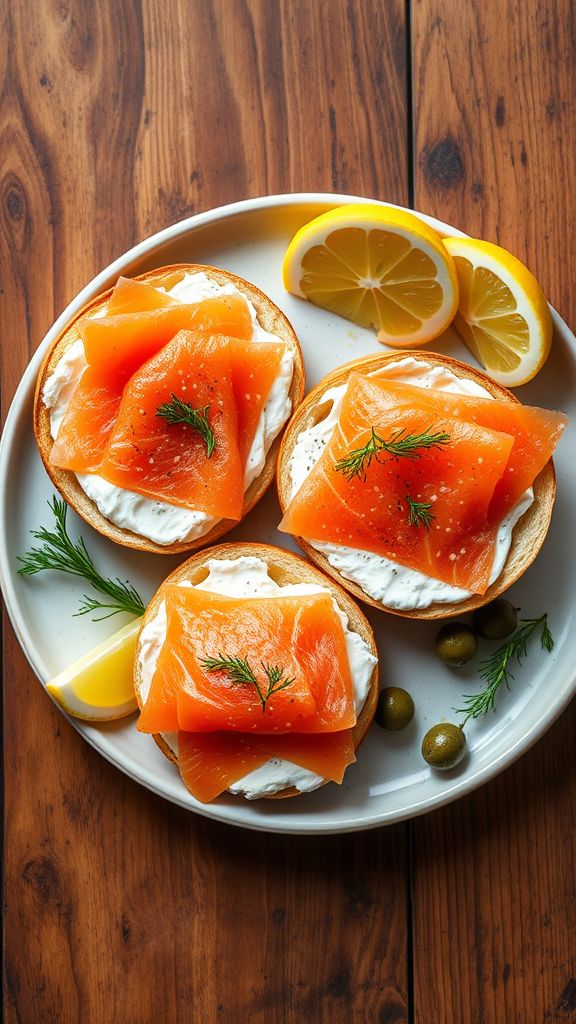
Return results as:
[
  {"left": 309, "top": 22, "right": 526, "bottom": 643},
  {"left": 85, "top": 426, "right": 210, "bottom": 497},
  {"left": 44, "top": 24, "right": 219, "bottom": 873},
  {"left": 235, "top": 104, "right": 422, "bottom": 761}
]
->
[{"left": 1, "top": 193, "right": 575, "bottom": 835}]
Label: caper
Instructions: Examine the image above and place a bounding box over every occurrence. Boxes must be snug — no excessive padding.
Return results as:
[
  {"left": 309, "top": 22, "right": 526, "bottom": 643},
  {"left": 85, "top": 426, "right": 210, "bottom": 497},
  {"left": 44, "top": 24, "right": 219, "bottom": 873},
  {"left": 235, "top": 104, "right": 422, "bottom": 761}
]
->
[
  {"left": 421, "top": 723, "right": 467, "bottom": 769},
  {"left": 435, "top": 622, "right": 478, "bottom": 666},
  {"left": 375, "top": 687, "right": 415, "bottom": 730},
  {"left": 473, "top": 598, "right": 518, "bottom": 640}
]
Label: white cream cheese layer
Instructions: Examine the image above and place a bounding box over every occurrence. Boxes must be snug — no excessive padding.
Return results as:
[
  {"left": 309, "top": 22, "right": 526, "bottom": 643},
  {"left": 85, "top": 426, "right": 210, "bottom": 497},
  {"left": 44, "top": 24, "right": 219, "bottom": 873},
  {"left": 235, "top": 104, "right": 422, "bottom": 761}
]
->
[
  {"left": 42, "top": 272, "right": 294, "bottom": 545},
  {"left": 288, "top": 357, "right": 534, "bottom": 611},
  {"left": 137, "top": 556, "right": 378, "bottom": 799}
]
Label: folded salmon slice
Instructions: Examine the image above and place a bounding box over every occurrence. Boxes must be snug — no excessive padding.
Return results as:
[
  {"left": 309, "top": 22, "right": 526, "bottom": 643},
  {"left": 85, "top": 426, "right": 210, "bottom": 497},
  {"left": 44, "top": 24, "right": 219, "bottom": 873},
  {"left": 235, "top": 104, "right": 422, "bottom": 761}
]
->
[
  {"left": 51, "top": 333, "right": 285, "bottom": 489},
  {"left": 280, "top": 374, "right": 516, "bottom": 593},
  {"left": 137, "top": 586, "right": 355, "bottom": 735},
  {"left": 81, "top": 292, "right": 253, "bottom": 377},
  {"left": 178, "top": 729, "right": 356, "bottom": 803},
  {"left": 365, "top": 375, "right": 568, "bottom": 519},
  {"left": 50, "top": 366, "right": 127, "bottom": 473},
  {"left": 106, "top": 277, "right": 179, "bottom": 315},
  {"left": 96, "top": 332, "right": 244, "bottom": 517}
]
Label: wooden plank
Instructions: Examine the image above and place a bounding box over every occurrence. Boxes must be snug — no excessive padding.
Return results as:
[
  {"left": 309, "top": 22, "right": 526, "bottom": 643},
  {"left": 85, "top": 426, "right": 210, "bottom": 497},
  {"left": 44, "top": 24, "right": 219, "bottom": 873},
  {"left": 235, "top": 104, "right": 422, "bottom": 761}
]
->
[
  {"left": 411, "top": 2, "right": 576, "bottom": 1020},
  {"left": 2, "top": 2, "right": 411, "bottom": 1021}
]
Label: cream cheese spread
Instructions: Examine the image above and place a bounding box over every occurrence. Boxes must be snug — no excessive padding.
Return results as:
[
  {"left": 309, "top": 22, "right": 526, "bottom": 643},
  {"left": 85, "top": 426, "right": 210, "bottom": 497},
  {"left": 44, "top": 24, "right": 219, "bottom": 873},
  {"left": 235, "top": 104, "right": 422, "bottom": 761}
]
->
[
  {"left": 288, "top": 357, "right": 534, "bottom": 611},
  {"left": 137, "top": 556, "right": 377, "bottom": 799},
  {"left": 42, "top": 272, "right": 294, "bottom": 545}
]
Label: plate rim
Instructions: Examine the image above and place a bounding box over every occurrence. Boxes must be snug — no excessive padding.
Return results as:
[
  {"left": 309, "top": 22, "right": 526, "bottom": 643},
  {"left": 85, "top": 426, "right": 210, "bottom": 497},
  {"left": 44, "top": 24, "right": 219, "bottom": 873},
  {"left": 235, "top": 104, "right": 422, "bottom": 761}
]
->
[{"left": 1, "top": 190, "right": 575, "bottom": 835}]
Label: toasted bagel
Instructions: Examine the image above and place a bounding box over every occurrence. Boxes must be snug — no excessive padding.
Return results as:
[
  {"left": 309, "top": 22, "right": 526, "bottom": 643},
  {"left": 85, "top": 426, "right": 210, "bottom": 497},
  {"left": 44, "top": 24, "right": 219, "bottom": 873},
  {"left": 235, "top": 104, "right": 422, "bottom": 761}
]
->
[
  {"left": 34, "top": 265, "right": 304, "bottom": 555},
  {"left": 133, "top": 541, "right": 379, "bottom": 800},
  {"left": 276, "top": 351, "right": 556, "bottom": 620}
]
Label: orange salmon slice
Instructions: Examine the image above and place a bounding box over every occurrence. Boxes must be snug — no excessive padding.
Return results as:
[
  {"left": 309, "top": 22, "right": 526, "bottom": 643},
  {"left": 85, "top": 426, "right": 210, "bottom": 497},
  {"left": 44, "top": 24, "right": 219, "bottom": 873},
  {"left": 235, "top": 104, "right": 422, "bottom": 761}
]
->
[
  {"left": 228, "top": 338, "right": 287, "bottom": 465},
  {"left": 137, "top": 587, "right": 355, "bottom": 735},
  {"left": 49, "top": 365, "right": 126, "bottom": 473},
  {"left": 106, "top": 277, "right": 179, "bottom": 315},
  {"left": 280, "top": 373, "right": 516, "bottom": 594},
  {"left": 98, "top": 332, "right": 244, "bottom": 518},
  {"left": 178, "top": 729, "right": 355, "bottom": 803},
  {"left": 366, "top": 375, "right": 568, "bottom": 519},
  {"left": 81, "top": 293, "right": 253, "bottom": 376}
]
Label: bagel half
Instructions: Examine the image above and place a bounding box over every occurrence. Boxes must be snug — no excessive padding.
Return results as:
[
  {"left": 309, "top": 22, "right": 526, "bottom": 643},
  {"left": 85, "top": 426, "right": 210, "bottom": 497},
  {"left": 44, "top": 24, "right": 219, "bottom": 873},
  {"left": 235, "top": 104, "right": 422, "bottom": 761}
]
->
[
  {"left": 133, "top": 541, "right": 380, "bottom": 801},
  {"left": 34, "top": 265, "right": 305, "bottom": 554},
  {"left": 277, "top": 351, "right": 556, "bottom": 620}
]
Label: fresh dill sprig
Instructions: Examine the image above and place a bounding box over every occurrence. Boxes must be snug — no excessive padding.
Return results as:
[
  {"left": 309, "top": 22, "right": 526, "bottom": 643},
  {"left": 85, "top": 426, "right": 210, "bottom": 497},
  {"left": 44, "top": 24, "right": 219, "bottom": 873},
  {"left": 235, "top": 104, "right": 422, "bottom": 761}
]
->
[
  {"left": 156, "top": 393, "right": 216, "bottom": 457},
  {"left": 17, "top": 496, "right": 145, "bottom": 621},
  {"left": 455, "top": 614, "right": 554, "bottom": 726},
  {"left": 200, "top": 654, "right": 296, "bottom": 713},
  {"left": 406, "top": 497, "right": 435, "bottom": 529},
  {"left": 333, "top": 425, "right": 450, "bottom": 481}
]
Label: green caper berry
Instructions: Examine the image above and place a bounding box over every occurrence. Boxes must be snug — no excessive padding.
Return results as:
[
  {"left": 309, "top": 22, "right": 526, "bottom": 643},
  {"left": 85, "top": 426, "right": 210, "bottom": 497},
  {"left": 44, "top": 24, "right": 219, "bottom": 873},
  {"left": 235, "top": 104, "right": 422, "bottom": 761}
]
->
[
  {"left": 375, "top": 687, "right": 415, "bottom": 730},
  {"left": 435, "top": 622, "right": 478, "bottom": 666},
  {"left": 473, "top": 598, "right": 518, "bottom": 640},
  {"left": 421, "top": 723, "right": 467, "bottom": 769}
]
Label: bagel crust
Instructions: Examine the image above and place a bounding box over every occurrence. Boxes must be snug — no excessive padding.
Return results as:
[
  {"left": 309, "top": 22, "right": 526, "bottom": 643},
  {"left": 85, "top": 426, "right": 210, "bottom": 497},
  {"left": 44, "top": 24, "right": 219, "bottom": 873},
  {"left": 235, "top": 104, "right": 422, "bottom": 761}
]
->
[
  {"left": 34, "top": 265, "right": 305, "bottom": 554},
  {"left": 276, "top": 350, "right": 557, "bottom": 621},
  {"left": 133, "top": 541, "right": 380, "bottom": 801}
]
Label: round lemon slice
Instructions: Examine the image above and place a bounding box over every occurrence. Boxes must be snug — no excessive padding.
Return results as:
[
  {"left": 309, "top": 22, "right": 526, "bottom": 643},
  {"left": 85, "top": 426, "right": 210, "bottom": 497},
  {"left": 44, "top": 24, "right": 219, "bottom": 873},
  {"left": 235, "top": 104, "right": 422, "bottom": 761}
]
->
[
  {"left": 443, "top": 237, "right": 553, "bottom": 386},
  {"left": 282, "top": 203, "right": 458, "bottom": 347},
  {"left": 46, "top": 617, "right": 141, "bottom": 721}
]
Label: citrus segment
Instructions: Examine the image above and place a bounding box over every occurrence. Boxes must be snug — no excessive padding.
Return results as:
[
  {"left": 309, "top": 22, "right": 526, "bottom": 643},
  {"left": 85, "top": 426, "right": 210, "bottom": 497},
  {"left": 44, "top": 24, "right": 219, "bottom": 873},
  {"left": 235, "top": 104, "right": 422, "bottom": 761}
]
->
[
  {"left": 283, "top": 204, "right": 458, "bottom": 348},
  {"left": 443, "top": 237, "right": 552, "bottom": 386},
  {"left": 46, "top": 618, "right": 141, "bottom": 721}
]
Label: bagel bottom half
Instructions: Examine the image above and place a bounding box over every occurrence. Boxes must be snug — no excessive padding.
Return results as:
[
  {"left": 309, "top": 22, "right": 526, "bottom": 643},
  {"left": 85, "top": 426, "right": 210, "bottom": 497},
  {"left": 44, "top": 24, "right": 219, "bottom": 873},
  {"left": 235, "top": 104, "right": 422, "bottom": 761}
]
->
[
  {"left": 34, "top": 263, "right": 305, "bottom": 556},
  {"left": 276, "top": 350, "right": 557, "bottom": 620},
  {"left": 133, "top": 542, "right": 380, "bottom": 801}
]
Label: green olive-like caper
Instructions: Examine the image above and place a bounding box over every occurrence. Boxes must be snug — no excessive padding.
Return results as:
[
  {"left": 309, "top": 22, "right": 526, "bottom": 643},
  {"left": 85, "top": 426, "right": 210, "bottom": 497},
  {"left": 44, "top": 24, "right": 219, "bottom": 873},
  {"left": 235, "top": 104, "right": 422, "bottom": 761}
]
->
[
  {"left": 375, "top": 687, "right": 415, "bottom": 730},
  {"left": 435, "top": 622, "right": 478, "bottom": 666},
  {"left": 421, "top": 723, "right": 467, "bottom": 769},
  {"left": 473, "top": 598, "right": 518, "bottom": 640}
]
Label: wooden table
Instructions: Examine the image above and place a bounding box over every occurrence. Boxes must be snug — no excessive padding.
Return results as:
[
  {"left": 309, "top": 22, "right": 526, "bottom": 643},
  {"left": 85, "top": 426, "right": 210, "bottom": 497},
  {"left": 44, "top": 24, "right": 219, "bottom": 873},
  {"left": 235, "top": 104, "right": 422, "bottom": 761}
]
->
[{"left": 3, "top": 2, "right": 575, "bottom": 1020}]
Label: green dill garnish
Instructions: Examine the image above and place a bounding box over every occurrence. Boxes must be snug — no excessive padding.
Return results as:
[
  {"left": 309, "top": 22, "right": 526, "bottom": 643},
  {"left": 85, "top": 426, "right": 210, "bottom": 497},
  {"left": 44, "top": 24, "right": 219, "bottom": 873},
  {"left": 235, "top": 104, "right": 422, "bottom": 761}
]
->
[
  {"left": 333, "top": 425, "right": 450, "bottom": 481},
  {"left": 156, "top": 393, "right": 216, "bottom": 457},
  {"left": 455, "top": 614, "right": 554, "bottom": 726},
  {"left": 406, "top": 497, "right": 435, "bottom": 529},
  {"left": 17, "top": 496, "right": 145, "bottom": 621},
  {"left": 200, "top": 654, "right": 296, "bottom": 713}
]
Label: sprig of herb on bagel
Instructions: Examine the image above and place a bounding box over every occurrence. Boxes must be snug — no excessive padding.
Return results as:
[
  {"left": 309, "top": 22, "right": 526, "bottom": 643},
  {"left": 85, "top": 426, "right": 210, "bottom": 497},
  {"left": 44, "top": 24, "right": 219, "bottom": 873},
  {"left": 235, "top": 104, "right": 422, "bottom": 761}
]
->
[
  {"left": 455, "top": 614, "right": 554, "bottom": 725},
  {"left": 406, "top": 497, "right": 435, "bottom": 529},
  {"left": 333, "top": 425, "right": 450, "bottom": 481},
  {"left": 156, "top": 394, "right": 216, "bottom": 457},
  {"left": 17, "top": 496, "right": 145, "bottom": 620},
  {"left": 200, "top": 654, "right": 295, "bottom": 713}
]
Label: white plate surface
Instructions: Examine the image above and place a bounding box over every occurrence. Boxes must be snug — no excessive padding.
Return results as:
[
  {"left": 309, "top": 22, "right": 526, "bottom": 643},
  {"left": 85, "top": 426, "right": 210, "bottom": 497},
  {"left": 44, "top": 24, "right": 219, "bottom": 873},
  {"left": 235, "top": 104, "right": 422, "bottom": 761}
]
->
[{"left": 1, "top": 192, "right": 575, "bottom": 835}]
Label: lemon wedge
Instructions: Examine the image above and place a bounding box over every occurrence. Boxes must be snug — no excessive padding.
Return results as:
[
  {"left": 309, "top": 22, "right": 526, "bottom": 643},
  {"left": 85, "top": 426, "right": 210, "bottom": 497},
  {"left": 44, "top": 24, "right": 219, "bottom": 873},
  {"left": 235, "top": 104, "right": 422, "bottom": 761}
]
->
[
  {"left": 282, "top": 203, "right": 459, "bottom": 347},
  {"left": 443, "top": 237, "right": 553, "bottom": 386},
  {"left": 46, "top": 618, "right": 141, "bottom": 721}
]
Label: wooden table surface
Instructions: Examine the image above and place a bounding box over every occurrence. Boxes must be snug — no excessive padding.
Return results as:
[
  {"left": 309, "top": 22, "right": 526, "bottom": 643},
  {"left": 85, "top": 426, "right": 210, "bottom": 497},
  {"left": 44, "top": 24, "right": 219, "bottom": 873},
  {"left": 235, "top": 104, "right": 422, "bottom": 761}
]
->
[{"left": 3, "top": 2, "right": 575, "bottom": 1021}]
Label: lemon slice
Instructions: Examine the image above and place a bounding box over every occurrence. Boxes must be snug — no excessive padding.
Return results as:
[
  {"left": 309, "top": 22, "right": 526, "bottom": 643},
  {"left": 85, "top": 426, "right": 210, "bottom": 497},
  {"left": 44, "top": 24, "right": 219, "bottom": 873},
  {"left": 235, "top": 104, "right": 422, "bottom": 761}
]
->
[
  {"left": 282, "top": 203, "right": 458, "bottom": 347},
  {"left": 443, "top": 237, "right": 553, "bottom": 386},
  {"left": 46, "top": 618, "right": 141, "bottom": 721}
]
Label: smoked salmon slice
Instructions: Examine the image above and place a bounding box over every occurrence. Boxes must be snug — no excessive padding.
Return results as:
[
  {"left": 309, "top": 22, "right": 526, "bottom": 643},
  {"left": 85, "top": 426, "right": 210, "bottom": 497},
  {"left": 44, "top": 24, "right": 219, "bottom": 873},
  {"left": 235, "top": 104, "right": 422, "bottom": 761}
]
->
[
  {"left": 365, "top": 375, "right": 568, "bottom": 519},
  {"left": 50, "top": 334, "right": 285, "bottom": 488},
  {"left": 106, "top": 276, "right": 179, "bottom": 315},
  {"left": 50, "top": 276, "right": 287, "bottom": 513},
  {"left": 280, "top": 373, "right": 517, "bottom": 593},
  {"left": 137, "top": 586, "right": 355, "bottom": 735},
  {"left": 228, "top": 338, "right": 286, "bottom": 466},
  {"left": 98, "top": 332, "right": 244, "bottom": 517},
  {"left": 81, "top": 293, "right": 253, "bottom": 377},
  {"left": 178, "top": 729, "right": 355, "bottom": 802},
  {"left": 49, "top": 366, "right": 126, "bottom": 473}
]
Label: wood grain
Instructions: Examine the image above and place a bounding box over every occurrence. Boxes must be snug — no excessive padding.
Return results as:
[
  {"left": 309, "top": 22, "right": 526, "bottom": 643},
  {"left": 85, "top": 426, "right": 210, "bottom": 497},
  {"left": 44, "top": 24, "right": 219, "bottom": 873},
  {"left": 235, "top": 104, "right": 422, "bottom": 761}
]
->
[
  {"left": 2, "top": 2, "right": 411, "bottom": 1022},
  {"left": 412, "top": 2, "right": 576, "bottom": 1021}
]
